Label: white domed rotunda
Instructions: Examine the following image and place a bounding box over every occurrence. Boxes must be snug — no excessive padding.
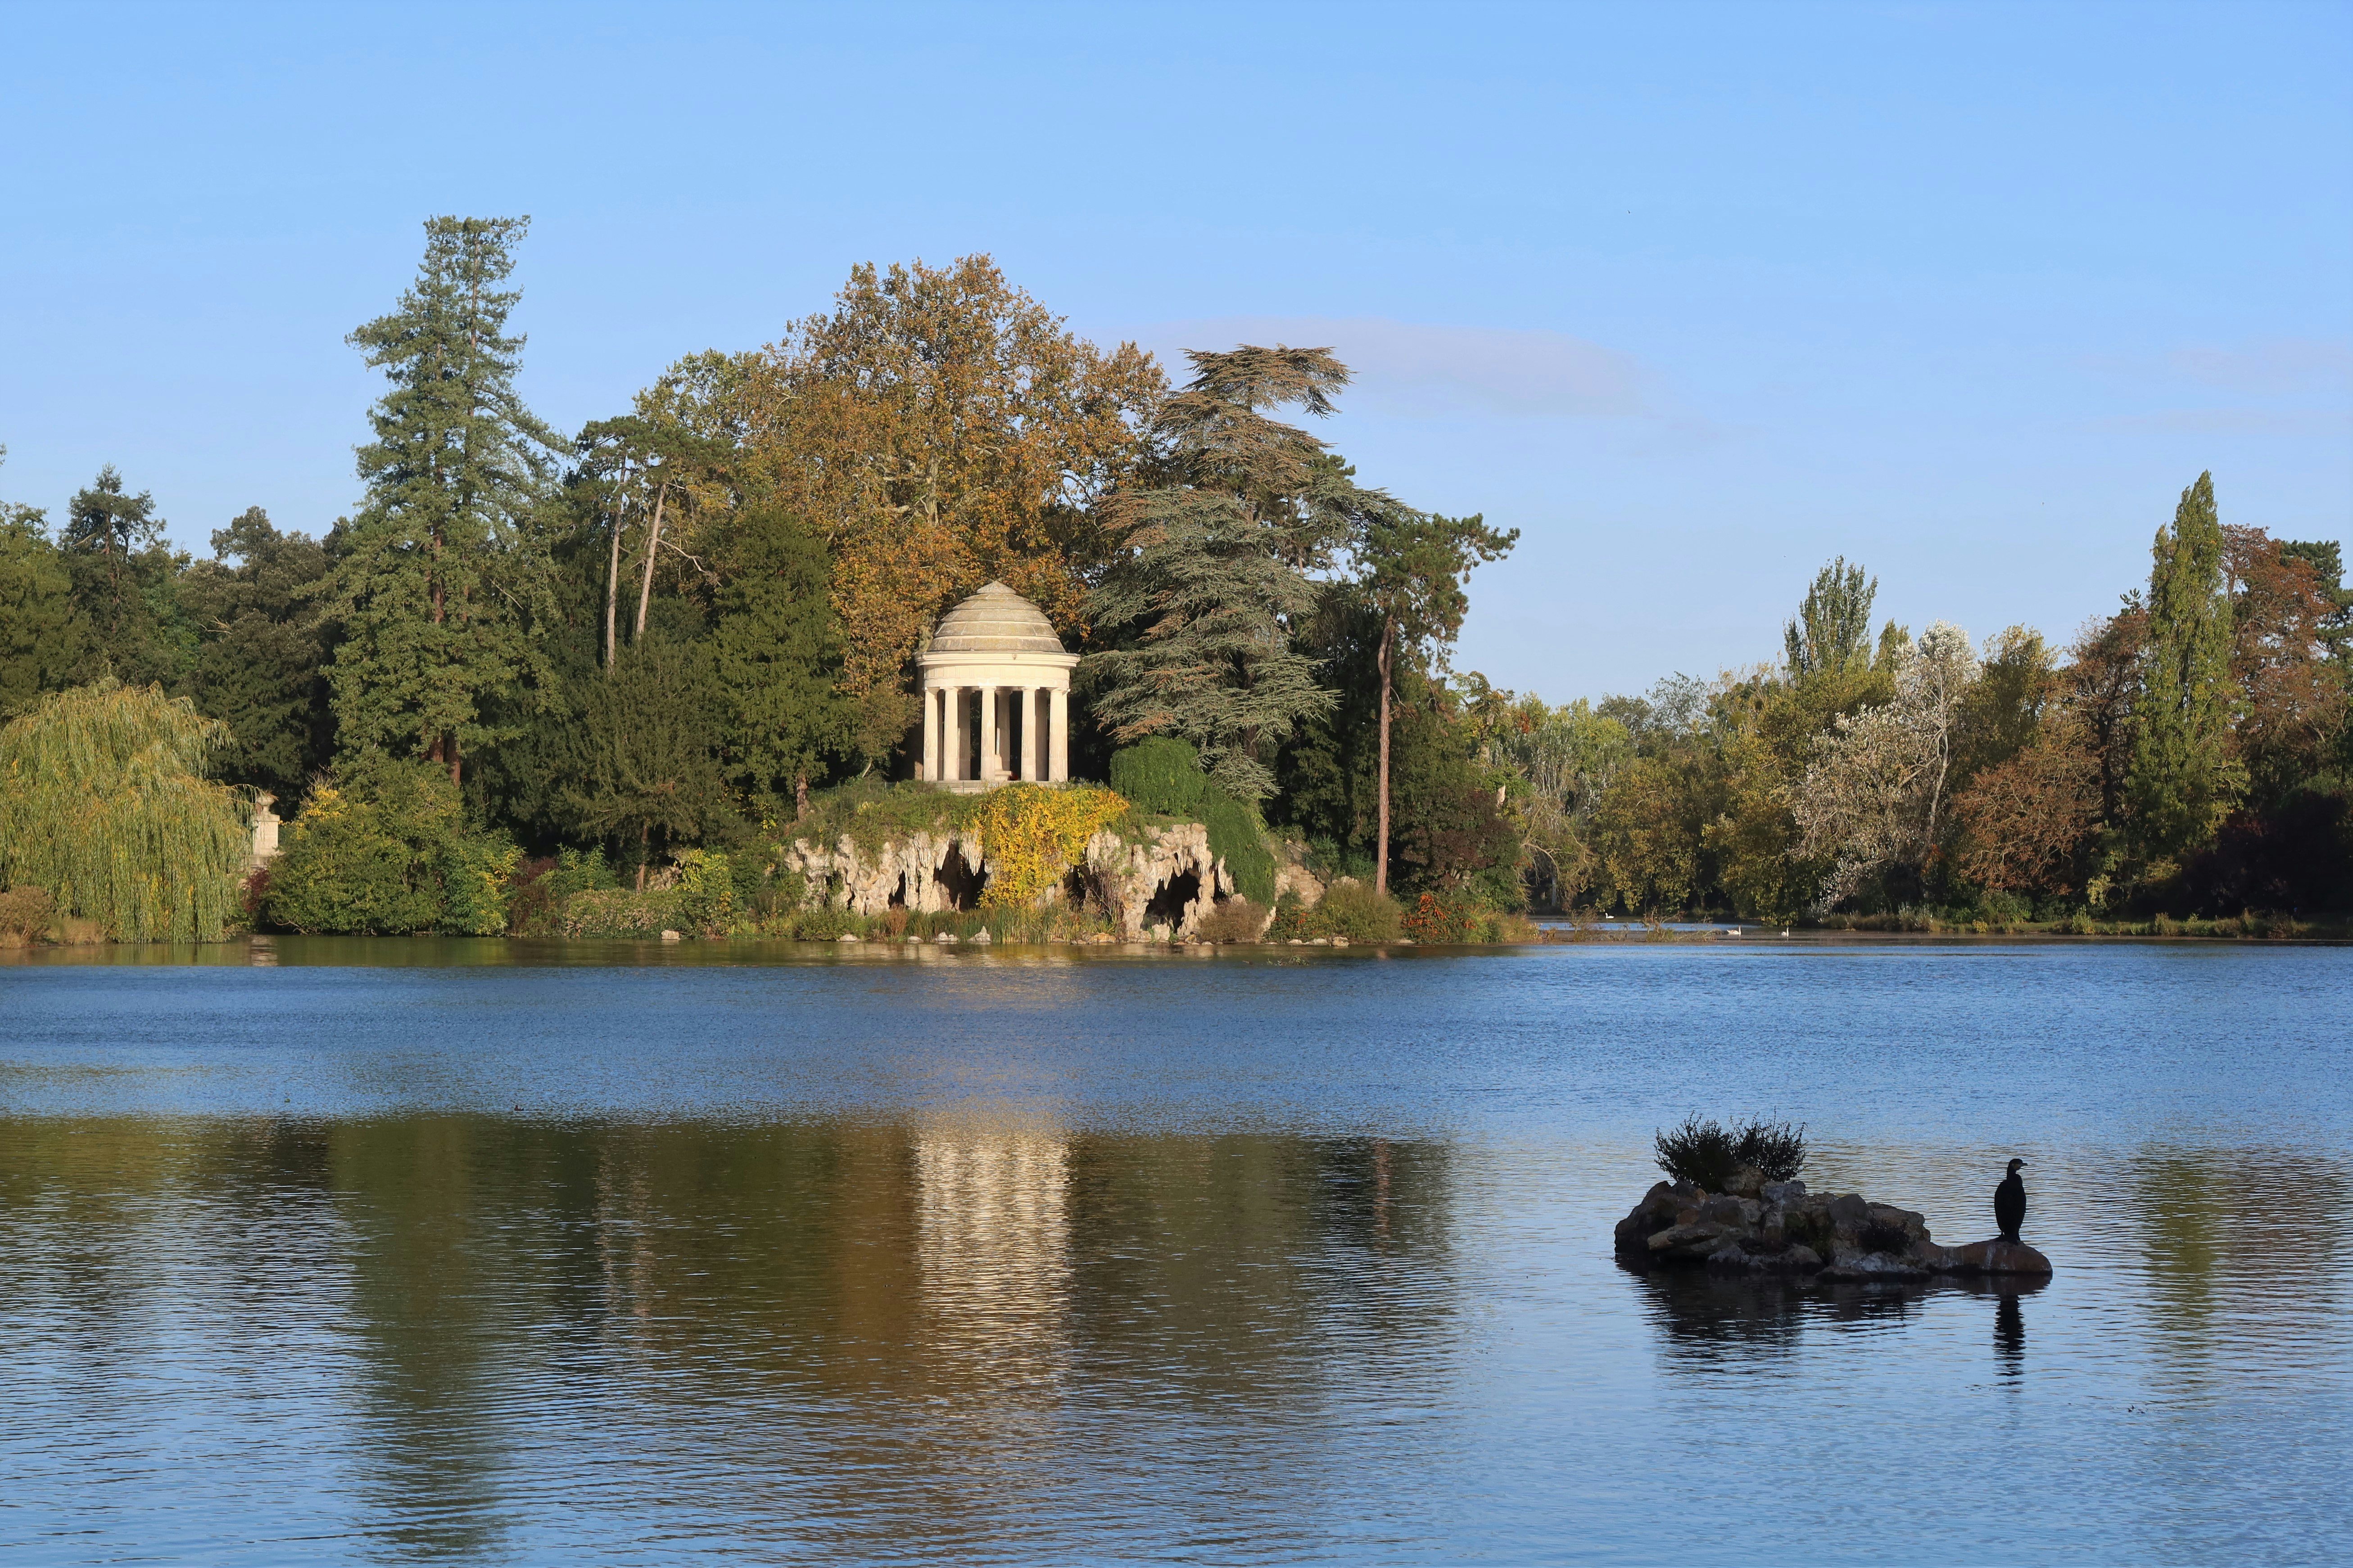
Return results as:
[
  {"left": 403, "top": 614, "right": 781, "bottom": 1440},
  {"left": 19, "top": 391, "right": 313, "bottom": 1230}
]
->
[{"left": 916, "top": 582, "right": 1079, "bottom": 790}]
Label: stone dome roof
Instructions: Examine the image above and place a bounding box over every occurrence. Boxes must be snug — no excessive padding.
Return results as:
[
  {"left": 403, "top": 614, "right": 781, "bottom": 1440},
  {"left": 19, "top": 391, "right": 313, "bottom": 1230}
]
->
[{"left": 925, "top": 581, "right": 1068, "bottom": 656}]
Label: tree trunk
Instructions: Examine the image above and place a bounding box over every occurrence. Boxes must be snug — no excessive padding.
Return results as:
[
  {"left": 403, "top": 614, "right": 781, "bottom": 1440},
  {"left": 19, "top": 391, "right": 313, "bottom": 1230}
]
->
[
  {"left": 1376, "top": 615, "right": 1394, "bottom": 898},
  {"left": 634, "top": 479, "right": 669, "bottom": 645},
  {"left": 448, "top": 731, "right": 461, "bottom": 789},
  {"left": 603, "top": 485, "right": 625, "bottom": 673},
  {"left": 795, "top": 773, "right": 810, "bottom": 822},
  {"left": 636, "top": 823, "right": 649, "bottom": 892}
]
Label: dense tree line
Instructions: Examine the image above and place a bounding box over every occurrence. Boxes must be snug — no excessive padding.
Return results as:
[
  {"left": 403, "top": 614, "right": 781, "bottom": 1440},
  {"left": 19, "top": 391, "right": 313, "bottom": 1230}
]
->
[
  {"left": 5, "top": 217, "right": 2343, "bottom": 935},
  {"left": 2, "top": 221, "right": 1522, "bottom": 933},
  {"left": 1482, "top": 478, "right": 2349, "bottom": 920}
]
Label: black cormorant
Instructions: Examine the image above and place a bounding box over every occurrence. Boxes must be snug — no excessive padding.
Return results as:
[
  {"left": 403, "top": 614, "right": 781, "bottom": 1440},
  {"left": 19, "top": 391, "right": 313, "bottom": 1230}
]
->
[{"left": 1994, "top": 1158, "right": 2027, "bottom": 1242}]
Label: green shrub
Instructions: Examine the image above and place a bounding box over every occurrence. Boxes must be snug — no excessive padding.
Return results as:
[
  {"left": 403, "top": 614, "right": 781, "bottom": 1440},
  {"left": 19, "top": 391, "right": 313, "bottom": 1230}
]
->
[
  {"left": 1109, "top": 736, "right": 1206, "bottom": 811},
  {"left": 266, "top": 757, "right": 455, "bottom": 934},
  {"left": 1653, "top": 1116, "right": 1740, "bottom": 1190},
  {"left": 783, "top": 902, "right": 864, "bottom": 940},
  {"left": 1314, "top": 879, "right": 1402, "bottom": 941},
  {"left": 441, "top": 836, "right": 521, "bottom": 935},
  {"left": 505, "top": 848, "right": 619, "bottom": 935},
  {"left": 0, "top": 885, "right": 56, "bottom": 945},
  {"left": 1653, "top": 1115, "right": 1809, "bottom": 1188},
  {"left": 1110, "top": 738, "right": 1277, "bottom": 904},
  {"left": 1268, "top": 879, "right": 1403, "bottom": 942},
  {"left": 264, "top": 754, "right": 520, "bottom": 935},
  {"left": 553, "top": 846, "right": 619, "bottom": 897},
  {"left": 1195, "top": 896, "right": 1269, "bottom": 943},
  {"left": 673, "top": 848, "right": 737, "bottom": 932},
  {"left": 561, "top": 888, "right": 683, "bottom": 938}
]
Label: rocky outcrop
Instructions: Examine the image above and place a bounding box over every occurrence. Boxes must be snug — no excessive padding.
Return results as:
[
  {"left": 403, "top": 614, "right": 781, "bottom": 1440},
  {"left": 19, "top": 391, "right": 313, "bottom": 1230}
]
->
[
  {"left": 778, "top": 819, "right": 1235, "bottom": 939},
  {"left": 1615, "top": 1175, "right": 2053, "bottom": 1280},
  {"left": 1078, "top": 822, "right": 1229, "bottom": 940},
  {"left": 1273, "top": 839, "right": 1325, "bottom": 908},
  {"left": 779, "top": 830, "right": 989, "bottom": 917}
]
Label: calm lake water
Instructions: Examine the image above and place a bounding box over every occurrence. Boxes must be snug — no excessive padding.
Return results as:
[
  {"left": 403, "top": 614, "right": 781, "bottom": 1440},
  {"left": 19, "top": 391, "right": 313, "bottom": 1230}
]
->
[{"left": 3, "top": 938, "right": 2347, "bottom": 1565}]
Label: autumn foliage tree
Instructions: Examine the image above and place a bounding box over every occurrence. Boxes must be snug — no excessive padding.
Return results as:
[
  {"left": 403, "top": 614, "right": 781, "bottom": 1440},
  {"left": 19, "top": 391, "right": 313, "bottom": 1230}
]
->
[{"left": 652, "top": 256, "right": 1164, "bottom": 760}]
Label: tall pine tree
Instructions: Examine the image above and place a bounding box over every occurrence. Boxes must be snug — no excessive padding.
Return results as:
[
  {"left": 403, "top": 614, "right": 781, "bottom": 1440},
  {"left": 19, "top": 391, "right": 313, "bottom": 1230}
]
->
[
  {"left": 2126, "top": 471, "right": 2243, "bottom": 863},
  {"left": 321, "top": 217, "right": 563, "bottom": 785}
]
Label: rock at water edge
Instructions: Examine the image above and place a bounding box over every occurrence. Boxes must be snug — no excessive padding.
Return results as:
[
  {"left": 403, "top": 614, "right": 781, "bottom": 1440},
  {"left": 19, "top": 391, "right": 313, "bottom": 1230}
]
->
[{"left": 1948, "top": 1238, "right": 2053, "bottom": 1276}]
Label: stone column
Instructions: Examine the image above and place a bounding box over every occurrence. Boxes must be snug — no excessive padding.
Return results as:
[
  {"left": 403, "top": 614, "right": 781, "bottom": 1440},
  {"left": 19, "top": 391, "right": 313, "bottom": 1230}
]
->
[
  {"left": 922, "top": 681, "right": 939, "bottom": 782},
  {"left": 982, "top": 686, "right": 1004, "bottom": 783},
  {"left": 1027, "top": 687, "right": 1043, "bottom": 781},
  {"left": 1050, "top": 687, "right": 1068, "bottom": 782},
  {"left": 949, "top": 686, "right": 967, "bottom": 782}
]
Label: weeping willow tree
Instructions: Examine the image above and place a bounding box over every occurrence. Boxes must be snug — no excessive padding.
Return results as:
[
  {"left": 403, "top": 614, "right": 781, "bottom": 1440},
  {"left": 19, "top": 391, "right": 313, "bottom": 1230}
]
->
[{"left": 0, "top": 680, "right": 250, "bottom": 940}]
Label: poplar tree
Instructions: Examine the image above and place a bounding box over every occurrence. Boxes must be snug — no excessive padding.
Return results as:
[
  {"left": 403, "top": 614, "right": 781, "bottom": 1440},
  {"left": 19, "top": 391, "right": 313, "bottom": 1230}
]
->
[
  {"left": 1784, "top": 556, "right": 1878, "bottom": 679},
  {"left": 2126, "top": 471, "right": 2243, "bottom": 861},
  {"left": 322, "top": 217, "right": 563, "bottom": 786}
]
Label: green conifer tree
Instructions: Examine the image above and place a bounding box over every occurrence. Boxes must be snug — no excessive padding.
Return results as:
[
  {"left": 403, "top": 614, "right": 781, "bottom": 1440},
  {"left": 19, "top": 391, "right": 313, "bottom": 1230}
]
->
[
  {"left": 1083, "top": 347, "right": 1359, "bottom": 801},
  {"left": 61, "top": 465, "right": 190, "bottom": 687},
  {"left": 0, "top": 448, "right": 89, "bottom": 716},
  {"left": 709, "top": 505, "right": 852, "bottom": 820},
  {"left": 321, "top": 216, "right": 563, "bottom": 786},
  {"left": 178, "top": 507, "right": 335, "bottom": 796},
  {"left": 2126, "top": 471, "right": 2244, "bottom": 863},
  {"left": 566, "top": 636, "right": 732, "bottom": 887}
]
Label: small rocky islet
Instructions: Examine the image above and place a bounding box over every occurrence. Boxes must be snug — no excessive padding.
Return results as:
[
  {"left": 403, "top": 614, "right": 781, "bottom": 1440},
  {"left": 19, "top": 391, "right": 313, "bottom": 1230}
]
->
[{"left": 1615, "top": 1166, "right": 2053, "bottom": 1281}]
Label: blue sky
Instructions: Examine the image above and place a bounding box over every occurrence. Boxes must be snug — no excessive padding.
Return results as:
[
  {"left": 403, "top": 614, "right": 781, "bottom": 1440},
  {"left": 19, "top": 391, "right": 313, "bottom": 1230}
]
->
[{"left": 3, "top": 0, "right": 2347, "bottom": 699}]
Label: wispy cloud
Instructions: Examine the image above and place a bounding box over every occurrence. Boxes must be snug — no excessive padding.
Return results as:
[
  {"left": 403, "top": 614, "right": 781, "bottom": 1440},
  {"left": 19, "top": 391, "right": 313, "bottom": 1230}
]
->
[
  {"left": 2097, "top": 408, "right": 2353, "bottom": 437},
  {"left": 2165, "top": 338, "right": 2353, "bottom": 394},
  {"left": 1137, "top": 316, "right": 1651, "bottom": 420},
  {"left": 2083, "top": 337, "right": 2353, "bottom": 395}
]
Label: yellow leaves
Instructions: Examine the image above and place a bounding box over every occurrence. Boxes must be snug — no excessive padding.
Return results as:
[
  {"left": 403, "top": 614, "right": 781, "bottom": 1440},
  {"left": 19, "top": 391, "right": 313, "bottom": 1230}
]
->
[{"left": 971, "top": 784, "right": 1129, "bottom": 910}]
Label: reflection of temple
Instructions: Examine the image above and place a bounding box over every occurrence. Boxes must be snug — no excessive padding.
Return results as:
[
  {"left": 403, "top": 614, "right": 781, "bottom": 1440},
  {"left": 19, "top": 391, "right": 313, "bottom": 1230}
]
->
[
  {"left": 914, "top": 1126, "right": 1072, "bottom": 1391},
  {"left": 915, "top": 583, "right": 1077, "bottom": 790}
]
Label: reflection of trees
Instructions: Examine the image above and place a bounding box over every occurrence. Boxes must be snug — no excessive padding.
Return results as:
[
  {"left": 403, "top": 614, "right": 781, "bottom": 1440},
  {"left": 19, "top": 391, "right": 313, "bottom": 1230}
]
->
[
  {"left": 4, "top": 1114, "right": 1465, "bottom": 1555},
  {"left": 2130, "top": 1145, "right": 2353, "bottom": 1397},
  {"left": 1064, "top": 1134, "right": 1461, "bottom": 1415},
  {"left": 329, "top": 1116, "right": 513, "bottom": 1560},
  {"left": 0, "top": 1119, "right": 196, "bottom": 1417}
]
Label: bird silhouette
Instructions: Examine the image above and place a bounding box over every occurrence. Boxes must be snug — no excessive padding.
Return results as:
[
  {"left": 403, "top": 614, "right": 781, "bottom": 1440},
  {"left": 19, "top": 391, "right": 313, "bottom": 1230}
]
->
[{"left": 1994, "top": 1158, "right": 2027, "bottom": 1243}]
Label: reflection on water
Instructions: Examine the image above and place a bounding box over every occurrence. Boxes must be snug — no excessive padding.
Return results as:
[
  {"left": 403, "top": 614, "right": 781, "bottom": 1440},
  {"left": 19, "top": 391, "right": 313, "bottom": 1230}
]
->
[
  {"left": 1997, "top": 1290, "right": 2026, "bottom": 1377},
  {"left": 1630, "top": 1264, "right": 2049, "bottom": 1361},
  {"left": 917, "top": 1125, "right": 1072, "bottom": 1453},
  {"left": 3, "top": 941, "right": 2349, "bottom": 1563},
  {"left": 1, "top": 1113, "right": 1467, "bottom": 1564}
]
